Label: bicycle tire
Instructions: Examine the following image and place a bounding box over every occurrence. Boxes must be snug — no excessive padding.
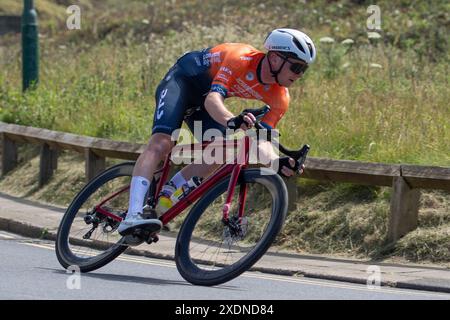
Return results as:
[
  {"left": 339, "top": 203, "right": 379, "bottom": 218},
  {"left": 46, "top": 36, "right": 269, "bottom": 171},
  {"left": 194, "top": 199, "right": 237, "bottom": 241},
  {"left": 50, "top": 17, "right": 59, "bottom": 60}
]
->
[
  {"left": 175, "top": 168, "right": 288, "bottom": 286},
  {"left": 55, "top": 162, "right": 136, "bottom": 273}
]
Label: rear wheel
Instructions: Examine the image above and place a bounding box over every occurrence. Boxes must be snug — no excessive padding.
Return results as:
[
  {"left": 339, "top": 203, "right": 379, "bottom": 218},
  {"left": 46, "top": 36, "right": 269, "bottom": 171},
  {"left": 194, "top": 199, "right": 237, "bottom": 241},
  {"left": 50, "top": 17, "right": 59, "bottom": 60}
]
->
[
  {"left": 175, "top": 168, "right": 288, "bottom": 286},
  {"left": 55, "top": 162, "right": 136, "bottom": 272}
]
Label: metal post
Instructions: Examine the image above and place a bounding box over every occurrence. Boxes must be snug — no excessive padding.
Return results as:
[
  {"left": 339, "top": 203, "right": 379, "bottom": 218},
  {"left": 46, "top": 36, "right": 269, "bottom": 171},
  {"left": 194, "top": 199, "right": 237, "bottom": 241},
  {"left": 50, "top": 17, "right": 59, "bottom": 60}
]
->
[{"left": 22, "top": 0, "right": 39, "bottom": 91}]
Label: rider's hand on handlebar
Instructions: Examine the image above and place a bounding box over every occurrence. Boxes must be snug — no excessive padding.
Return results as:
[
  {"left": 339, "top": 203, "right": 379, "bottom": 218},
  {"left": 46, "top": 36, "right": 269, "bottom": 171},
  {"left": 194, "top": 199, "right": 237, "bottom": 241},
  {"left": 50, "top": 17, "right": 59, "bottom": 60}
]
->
[
  {"left": 227, "top": 112, "right": 256, "bottom": 130},
  {"left": 242, "top": 113, "right": 256, "bottom": 130},
  {"left": 277, "top": 157, "right": 305, "bottom": 178}
]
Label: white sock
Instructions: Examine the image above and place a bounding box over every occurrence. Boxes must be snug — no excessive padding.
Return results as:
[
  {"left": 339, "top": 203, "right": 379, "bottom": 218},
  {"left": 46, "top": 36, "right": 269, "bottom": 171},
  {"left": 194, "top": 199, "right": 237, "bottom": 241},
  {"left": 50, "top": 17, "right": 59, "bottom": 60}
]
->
[
  {"left": 170, "top": 171, "right": 188, "bottom": 189},
  {"left": 128, "top": 176, "right": 150, "bottom": 217}
]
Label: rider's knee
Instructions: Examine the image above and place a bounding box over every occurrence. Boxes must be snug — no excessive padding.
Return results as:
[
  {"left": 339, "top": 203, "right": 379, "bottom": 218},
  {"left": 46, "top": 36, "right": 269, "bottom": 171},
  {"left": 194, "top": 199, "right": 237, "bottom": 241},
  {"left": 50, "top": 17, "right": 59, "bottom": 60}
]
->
[{"left": 145, "top": 133, "right": 174, "bottom": 156}]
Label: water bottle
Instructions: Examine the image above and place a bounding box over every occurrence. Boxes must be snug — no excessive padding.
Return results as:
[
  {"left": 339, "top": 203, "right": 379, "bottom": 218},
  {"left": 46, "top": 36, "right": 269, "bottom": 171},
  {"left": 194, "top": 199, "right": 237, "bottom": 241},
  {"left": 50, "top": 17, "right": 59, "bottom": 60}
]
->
[
  {"left": 170, "top": 176, "right": 203, "bottom": 205},
  {"left": 155, "top": 181, "right": 177, "bottom": 215}
]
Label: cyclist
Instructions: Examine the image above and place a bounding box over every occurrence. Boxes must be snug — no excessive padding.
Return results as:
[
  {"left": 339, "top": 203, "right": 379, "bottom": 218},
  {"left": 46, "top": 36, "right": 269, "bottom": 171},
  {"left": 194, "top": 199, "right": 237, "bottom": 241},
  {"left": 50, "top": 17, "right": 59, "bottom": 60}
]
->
[{"left": 118, "top": 28, "right": 316, "bottom": 236}]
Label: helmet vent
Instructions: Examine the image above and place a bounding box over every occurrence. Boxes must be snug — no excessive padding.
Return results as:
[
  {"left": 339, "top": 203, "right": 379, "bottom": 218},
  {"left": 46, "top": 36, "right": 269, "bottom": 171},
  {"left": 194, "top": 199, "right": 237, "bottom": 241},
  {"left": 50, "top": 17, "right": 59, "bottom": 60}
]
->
[
  {"left": 307, "top": 42, "right": 314, "bottom": 57},
  {"left": 293, "top": 37, "right": 306, "bottom": 54}
]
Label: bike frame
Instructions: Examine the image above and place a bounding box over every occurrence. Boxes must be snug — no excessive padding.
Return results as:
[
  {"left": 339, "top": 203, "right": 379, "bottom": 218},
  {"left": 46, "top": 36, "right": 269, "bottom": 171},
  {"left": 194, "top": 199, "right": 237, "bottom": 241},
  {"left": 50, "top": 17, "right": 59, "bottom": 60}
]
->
[{"left": 93, "top": 135, "right": 252, "bottom": 226}]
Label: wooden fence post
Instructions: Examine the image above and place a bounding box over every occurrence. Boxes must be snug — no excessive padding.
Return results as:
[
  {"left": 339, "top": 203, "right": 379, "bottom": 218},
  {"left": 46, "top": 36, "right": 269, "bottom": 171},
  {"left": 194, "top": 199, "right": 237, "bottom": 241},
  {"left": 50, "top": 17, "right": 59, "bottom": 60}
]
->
[
  {"left": 1, "top": 133, "right": 18, "bottom": 176},
  {"left": 284, "top": 177, "right": 298, "bottom": 212},
  {"left": 39, "top": 143, "right": 58, "bottom": 186},
  {"left": 51, "top": 148, "right": 58, "bottom": 171},
  {"left": 85, "top": 148, "right": 105, "bottom": 182},
  {"left": 388, "top": 176, "right": 420, "bottom": 242}
]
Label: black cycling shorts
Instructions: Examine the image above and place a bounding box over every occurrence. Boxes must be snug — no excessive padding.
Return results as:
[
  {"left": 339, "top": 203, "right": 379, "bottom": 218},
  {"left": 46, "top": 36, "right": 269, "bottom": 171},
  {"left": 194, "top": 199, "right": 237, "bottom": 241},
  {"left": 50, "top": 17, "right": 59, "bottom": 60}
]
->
[{"left": 151, "top": 53, "right": 226, "bottom": 142}]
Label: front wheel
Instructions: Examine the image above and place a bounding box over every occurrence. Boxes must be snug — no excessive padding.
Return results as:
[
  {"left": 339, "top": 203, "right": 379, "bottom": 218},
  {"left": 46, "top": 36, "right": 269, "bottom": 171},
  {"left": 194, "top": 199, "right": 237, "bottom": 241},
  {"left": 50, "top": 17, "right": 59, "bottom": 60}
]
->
[{"left": 175, "top": 168, "right": 288, "bottom": 286}]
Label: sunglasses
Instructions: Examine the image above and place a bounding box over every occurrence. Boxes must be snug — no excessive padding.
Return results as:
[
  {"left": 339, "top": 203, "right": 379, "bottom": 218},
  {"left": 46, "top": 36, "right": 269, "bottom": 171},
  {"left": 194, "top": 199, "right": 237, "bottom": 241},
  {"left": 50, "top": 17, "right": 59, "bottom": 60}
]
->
[{"left": 276, "top": 53, "right": 309, "bottom": 75}]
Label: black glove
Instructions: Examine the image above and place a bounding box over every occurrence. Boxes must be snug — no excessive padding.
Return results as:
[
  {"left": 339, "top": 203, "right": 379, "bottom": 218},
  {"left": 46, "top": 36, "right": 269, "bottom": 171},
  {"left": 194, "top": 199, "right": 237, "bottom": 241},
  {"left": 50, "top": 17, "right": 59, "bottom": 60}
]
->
[
  {"left": 276, "top": 157, "right": 300, "bottom": 177},
  {"left": 227, "top": 112, "right": 250, "bottom": 130}
]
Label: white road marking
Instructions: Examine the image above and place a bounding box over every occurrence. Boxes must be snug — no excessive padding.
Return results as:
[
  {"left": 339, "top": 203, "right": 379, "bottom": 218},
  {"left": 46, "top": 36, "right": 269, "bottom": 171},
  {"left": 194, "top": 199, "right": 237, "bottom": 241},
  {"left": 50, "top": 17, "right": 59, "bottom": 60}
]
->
[
  {"left": 241, "top": 272, "right": 450, "bottom": 298},
  {"left": 0, "top": 232, "right": 16, "bottom": 239},
  {"left": 20, "top": 241, "right": 450, "bottom": 299}
]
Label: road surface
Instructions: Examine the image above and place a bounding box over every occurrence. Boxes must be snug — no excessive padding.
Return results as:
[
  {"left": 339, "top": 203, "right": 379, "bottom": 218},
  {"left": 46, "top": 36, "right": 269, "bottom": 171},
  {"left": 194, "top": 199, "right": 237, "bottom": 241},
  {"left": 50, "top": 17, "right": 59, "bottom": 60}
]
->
[{"left": 0, "top": 231, "right": 449, "bottom": 301}]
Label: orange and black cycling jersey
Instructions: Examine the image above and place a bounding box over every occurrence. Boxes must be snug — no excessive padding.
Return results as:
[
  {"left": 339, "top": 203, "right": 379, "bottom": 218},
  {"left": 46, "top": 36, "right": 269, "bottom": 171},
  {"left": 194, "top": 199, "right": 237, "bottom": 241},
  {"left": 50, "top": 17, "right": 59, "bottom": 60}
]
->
[{"left": 175, "top": 43, "right": 290, "bottom": 129}]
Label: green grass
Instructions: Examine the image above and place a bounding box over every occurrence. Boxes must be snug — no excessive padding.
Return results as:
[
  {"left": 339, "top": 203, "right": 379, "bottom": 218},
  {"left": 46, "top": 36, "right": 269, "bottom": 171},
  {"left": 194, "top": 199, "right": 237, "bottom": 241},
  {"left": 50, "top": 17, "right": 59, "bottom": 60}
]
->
[
  {"left": 0, "top": 0, "right": 66, "bottom": 18},
  {"left": 1, "top": 149, "right": 448, "bottom": 264},
  {"left": 1, "top": 0, "right": 448, "bottom": 165},
  {"left": 0, "top": 0, "right": 449, "bottom": 262}
]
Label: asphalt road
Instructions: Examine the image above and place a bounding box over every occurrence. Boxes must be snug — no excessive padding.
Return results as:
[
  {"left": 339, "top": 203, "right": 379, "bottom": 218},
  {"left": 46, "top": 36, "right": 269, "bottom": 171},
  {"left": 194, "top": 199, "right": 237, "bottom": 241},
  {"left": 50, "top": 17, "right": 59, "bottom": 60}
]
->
[{"left": 1, "top": 231, "right": 449, "bottom": 301}]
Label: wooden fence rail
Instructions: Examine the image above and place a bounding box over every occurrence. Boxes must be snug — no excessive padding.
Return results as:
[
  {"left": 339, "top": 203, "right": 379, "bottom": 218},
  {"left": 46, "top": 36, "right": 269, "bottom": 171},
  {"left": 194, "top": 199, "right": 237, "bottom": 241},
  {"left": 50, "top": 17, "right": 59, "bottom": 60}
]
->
[{"left": 1, "top": 122, "right": 449, "bottom": 243}]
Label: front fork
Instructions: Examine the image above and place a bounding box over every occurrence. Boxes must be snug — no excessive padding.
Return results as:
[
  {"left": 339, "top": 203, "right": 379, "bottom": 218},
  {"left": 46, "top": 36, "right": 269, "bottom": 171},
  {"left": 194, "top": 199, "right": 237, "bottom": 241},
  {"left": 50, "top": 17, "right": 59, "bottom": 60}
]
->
[{"left": 222, "top": 136, "right": 250, "bottom": 224}]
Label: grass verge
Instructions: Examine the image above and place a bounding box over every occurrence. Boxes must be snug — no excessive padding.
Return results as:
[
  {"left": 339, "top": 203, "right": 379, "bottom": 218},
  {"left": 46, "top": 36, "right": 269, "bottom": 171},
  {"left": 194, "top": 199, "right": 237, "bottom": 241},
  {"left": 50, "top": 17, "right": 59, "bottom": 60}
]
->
[{"left": 0, "top": 147, "right": 448, "bottom": 266}]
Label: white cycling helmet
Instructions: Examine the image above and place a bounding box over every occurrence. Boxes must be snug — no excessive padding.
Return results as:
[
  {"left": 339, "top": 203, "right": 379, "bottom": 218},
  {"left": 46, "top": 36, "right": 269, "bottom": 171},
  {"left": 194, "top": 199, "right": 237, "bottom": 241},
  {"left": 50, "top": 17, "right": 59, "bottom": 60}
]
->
[{"left": 264, "top": 28, "right": 316, "bottom": 64}]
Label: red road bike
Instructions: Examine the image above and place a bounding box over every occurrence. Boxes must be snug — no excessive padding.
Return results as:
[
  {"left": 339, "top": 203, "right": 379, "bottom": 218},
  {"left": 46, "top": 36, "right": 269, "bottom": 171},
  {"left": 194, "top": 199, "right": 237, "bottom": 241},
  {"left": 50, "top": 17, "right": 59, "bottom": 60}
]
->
[{"left": 56, "top": 106, "right": 309, "bottom": 286}]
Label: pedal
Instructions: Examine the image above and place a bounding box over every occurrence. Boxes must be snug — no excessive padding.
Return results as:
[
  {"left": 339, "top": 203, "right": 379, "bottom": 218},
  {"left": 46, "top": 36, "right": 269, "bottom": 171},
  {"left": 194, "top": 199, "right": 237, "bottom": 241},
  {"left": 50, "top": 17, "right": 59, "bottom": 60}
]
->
[
  {"left": 123, "top": 234, "right": 145, "bottom": 247},
  {"left": 145, "top": 233, "right": 159, "bottom": 244},
  {"left": 132, "top": 228, "right": 144, "bottom": 238},
  {"left": 121, "top": 220, "right": 162, "bottom": 246}
]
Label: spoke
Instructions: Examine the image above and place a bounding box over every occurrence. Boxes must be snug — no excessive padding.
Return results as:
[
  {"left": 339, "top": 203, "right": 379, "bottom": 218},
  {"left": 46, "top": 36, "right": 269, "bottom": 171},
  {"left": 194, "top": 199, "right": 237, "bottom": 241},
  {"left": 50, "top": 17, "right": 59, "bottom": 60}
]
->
[
  {"left": 187, "top": 181, "right": 275, "bottom": 272},
  {"left": 211, "top": 236, "right": 226, "bottom": 270}
]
